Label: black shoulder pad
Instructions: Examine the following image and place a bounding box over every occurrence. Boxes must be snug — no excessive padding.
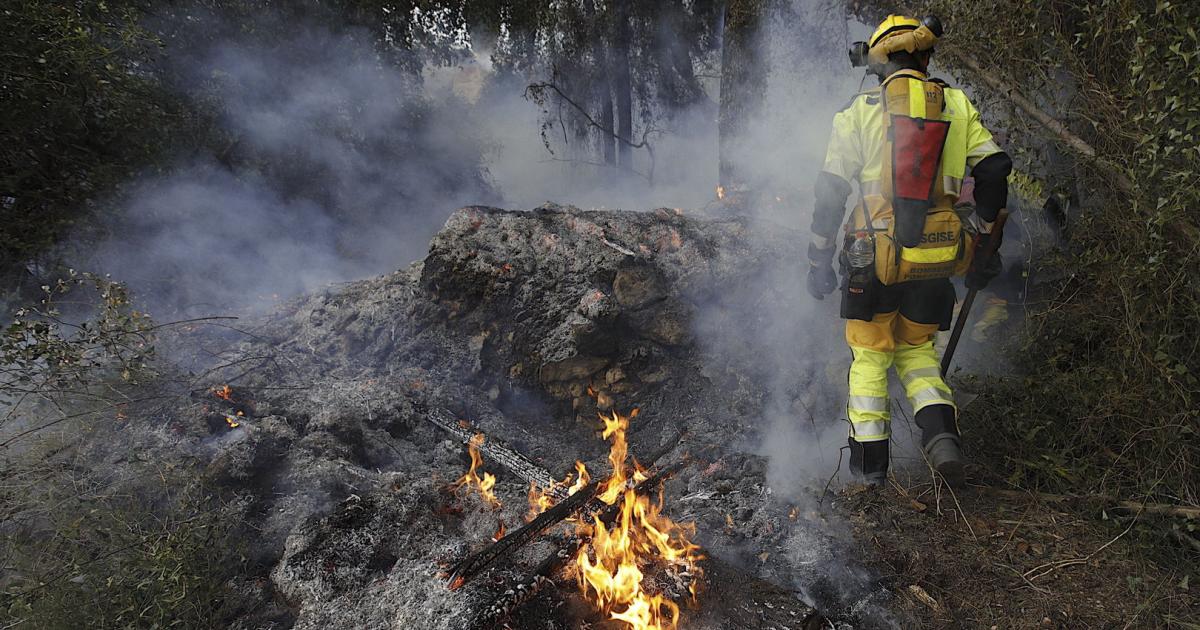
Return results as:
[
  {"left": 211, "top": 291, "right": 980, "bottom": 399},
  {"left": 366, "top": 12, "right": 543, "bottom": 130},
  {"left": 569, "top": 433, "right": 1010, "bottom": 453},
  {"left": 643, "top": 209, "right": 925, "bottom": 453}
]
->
[{"left": 929, "top": 77, "right": 950, "bottom": 88}]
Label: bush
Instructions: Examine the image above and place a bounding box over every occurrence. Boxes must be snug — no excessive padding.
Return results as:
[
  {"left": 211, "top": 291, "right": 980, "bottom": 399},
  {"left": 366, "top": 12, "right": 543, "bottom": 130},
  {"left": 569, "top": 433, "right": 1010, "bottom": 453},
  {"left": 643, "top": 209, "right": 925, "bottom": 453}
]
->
[
  {"left": 0, "top": 466, "right": 240, "bottom": 629},
  {"left": 0, "top": 1, "right": 202, "bottom": 292},
  {"left": 872, "top": 0, "right": 1200, "bottom": 505}
]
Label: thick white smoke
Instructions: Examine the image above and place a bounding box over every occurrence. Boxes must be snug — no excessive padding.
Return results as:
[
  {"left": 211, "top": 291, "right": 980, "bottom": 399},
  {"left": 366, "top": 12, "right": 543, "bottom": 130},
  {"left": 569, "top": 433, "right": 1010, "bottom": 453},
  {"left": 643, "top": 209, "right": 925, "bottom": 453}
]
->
[{"left": 79, "top": 2, "right": 900, "bottom": 485}]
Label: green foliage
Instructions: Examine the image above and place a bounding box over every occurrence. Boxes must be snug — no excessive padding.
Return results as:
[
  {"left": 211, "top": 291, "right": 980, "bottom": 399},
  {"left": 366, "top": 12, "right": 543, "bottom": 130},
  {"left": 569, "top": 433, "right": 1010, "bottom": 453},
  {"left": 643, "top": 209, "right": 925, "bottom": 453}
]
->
[
  {"left": 0, "top": 272, "right": 155, "bottom": 442},
  {"left": 0, "top": 1, "right": 190, "bottom": 274},
  {"left": 888, "top": 0, "right": 1200, "bottom": 506},
  {"left": 0, "top": 465, "right": 240, "bottom": 630}
]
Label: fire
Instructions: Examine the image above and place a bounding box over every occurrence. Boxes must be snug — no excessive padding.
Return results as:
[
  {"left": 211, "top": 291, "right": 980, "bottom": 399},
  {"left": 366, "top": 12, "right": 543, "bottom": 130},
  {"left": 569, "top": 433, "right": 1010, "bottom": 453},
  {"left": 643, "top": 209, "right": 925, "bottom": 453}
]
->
[
  {"left": 527, "top": 461, "right": 591, "bottom": 522},
  {"left": 492, "top": 520, "right": 507, "bottom": 542},
  {"left": 212, "top": 384, "right": 233, "bottom": 401},
  {"left": 224, "top": 410, "right": 243, "bottom": 429},
  {"left": 574, "top": 407, "right": 703, "bottom": 630},
  {"left": 716, "top": 185, "right": 725, "bottom": 200},
  {"left": 569, "top": 460, "right": 591, "bottom": 495},
  {"left": 453, "top": 433, "right": 501, "bottom": 509},
  {"left": 527, "top": 481, "right": 558, "bottom": 521}
]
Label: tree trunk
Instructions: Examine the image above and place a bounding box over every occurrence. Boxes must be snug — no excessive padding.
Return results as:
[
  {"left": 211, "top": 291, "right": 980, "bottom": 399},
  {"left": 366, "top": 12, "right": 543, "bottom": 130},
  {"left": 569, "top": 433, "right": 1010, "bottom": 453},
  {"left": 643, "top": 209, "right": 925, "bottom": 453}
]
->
[
  {"left": 584, "top": 0, "right": 617, "bottom": 166},
  {"left": 613, "top": 0, "right": 634, "bottom": 168},
  {"left": 600, "top": 83, "right": 616, "bottom": 165},
  {"left": 718, "top": 0, "right": 768, "bottom": 204}
]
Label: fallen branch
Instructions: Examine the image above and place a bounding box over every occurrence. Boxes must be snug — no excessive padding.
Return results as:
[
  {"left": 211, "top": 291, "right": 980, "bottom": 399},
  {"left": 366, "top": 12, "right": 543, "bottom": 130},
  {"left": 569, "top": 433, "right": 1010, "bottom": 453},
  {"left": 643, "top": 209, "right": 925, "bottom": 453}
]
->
[
  {"left": 1023, "top": 513, "right": 1139, "bottom": 582},
  {"left": 984, "top": 488, "right": 1200, "bottom": 520},
  {"left": 448, "top": 432, "right": 685, "bottom": 591},
  {"left": 426, "top": 408, "right": 562, "bottom": 497}
]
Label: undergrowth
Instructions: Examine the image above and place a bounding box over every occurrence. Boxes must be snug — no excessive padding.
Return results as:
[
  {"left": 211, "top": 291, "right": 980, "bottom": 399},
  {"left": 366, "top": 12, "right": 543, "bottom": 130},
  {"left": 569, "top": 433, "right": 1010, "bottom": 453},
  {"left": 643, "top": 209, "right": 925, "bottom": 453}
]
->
[
  {"left": 0, "top": 461, "right": 240, "bottom": 629},
  {"left": 860, "top": 0, "right": 1200, "bottom": 510}
]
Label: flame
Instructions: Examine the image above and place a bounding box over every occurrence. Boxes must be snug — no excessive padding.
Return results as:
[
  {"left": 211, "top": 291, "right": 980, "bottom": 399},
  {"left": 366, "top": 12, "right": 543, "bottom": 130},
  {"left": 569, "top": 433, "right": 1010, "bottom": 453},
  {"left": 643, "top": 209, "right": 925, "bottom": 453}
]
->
[
  {"left": 212, "top": 385, "right": 233, "bottom": 401},
  {"left": 569, "top": 460, "right": 591, "bottom": 495},
  {"left": 596, "top": 408, "right": 638, "bottom": 504},
  {"left": 527, "top": 461, "right": 591, "bottom": 522},
  {"left": 224, "top": 410, "right": 243, "bottom": 429},
  {"left": 527, "top": 481, "right": 557, "bottom": 521},
  {"left": 453, "top": 433, "right": 501, "bottom": 509},
  {"left": 574, "top": 407, "right": 703, "bottom": 630},
  {"left": 716, "top": 185, "right": 725, "bottom": 200},
  {"left": 492, "top": 520, "right": 507, "bottom": 542}
]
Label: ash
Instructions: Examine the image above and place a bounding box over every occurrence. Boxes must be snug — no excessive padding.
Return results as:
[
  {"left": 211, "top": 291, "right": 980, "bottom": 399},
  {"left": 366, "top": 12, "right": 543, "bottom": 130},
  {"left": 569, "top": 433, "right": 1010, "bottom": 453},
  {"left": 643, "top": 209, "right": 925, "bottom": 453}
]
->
[{"left": 108, "top": 205, "right": 899, "bottom": 629}]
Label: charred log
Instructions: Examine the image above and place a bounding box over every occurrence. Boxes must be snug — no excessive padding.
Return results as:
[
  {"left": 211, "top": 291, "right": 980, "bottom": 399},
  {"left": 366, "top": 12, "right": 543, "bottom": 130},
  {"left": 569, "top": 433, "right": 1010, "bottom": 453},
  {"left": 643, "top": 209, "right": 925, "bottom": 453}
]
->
[
  {"left": 426, "top": 407, "right": 563, "bottom": 497},
  {"left": 448, "top": 432, "right": 685, "bottom": 591}
]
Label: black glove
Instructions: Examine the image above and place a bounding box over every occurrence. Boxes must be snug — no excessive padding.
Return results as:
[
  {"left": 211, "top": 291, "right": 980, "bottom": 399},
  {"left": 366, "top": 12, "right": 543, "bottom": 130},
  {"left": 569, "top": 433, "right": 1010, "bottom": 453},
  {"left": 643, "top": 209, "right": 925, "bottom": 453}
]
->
[
  {"left": 807, "top": 242, "right": 838, "bottom": 300},
  {"left": 965, "top": 250, "right": 1003, "bottom": 291}
]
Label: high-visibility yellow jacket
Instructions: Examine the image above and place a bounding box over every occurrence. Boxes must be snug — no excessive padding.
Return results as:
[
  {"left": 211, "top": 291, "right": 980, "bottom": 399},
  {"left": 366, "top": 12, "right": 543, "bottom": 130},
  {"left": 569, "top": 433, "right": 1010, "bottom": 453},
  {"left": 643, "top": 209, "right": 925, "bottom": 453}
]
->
[{"left": 812, "top": 70, "right": 1005, "bottom": 246}]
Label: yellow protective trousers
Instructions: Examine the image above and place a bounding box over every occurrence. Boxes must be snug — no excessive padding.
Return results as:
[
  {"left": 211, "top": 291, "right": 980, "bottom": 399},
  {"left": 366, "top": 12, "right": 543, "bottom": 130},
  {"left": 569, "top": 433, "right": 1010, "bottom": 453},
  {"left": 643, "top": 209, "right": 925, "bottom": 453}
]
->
[{"left": 845, "top": 311, "right": 955, "bottom": 442}]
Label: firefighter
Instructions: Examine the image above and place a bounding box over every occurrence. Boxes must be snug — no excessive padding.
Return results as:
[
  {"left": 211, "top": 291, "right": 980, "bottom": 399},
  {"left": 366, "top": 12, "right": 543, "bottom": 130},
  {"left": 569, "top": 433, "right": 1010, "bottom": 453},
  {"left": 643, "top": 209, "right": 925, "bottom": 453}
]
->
[{"left": 806, "top": 15, "right": 1012, "bottom": 487}]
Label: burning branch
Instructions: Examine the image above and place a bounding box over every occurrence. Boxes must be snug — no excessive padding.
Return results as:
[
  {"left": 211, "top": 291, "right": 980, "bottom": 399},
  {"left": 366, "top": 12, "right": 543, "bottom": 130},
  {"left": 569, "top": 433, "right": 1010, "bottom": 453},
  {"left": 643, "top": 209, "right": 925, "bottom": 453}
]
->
[
  {"left": 468, "top": 455, "right": 691, "bottom": 630},
  {"left": 573, "top": 409, "right": 702, "bottom": 630},
  {"left": 448, "top": 472, "right": 600, "bottom": 590},
  {"left": 445, "top": 427, "right": 686, "bottom": 591},
  {"left": 426, "top": 408, "right": 562, "bottom": 495},
  {"left": 451, "top": 433, "right": 502, "bottom": 510}
]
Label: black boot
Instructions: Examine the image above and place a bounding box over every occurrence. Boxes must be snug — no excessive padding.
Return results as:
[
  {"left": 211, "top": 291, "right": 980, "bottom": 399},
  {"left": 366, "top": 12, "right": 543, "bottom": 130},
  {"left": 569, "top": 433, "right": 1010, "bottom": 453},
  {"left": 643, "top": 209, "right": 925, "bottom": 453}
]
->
[
  {"left": 848, "top": 437, "right": 889, "bottom": 487},
  {"left": 915, "top": 404, "right": 965, "bottom": 487}
]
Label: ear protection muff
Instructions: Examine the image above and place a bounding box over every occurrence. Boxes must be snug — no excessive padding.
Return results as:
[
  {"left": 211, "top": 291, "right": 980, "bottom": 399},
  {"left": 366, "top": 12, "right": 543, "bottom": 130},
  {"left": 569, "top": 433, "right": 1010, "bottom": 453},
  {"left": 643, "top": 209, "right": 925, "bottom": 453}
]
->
[{"left": 849, "top": 41, "right": 870, "bottom": 67}]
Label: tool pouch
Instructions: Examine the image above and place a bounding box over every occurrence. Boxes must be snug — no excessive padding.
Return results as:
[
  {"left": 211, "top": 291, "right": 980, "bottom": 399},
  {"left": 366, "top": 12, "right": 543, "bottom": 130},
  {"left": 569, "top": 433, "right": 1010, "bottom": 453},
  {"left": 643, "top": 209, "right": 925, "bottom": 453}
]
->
[
  {"left": 874, "top": 208, "right": 974, "bottom": 285},
  {"left": 840, "top": 261, "right": 879, "bottom": 322}
]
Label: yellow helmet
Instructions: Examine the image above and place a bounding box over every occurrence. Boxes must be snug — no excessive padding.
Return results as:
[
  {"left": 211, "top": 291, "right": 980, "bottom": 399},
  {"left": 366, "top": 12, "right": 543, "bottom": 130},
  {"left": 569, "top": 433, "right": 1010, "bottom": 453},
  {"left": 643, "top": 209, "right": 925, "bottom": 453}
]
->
[
  {"left": 869, "top": 15, "right": 922, "bottom": 48},
  {"left": 848, "top": 14, "right": 943, "bottom": 68}
]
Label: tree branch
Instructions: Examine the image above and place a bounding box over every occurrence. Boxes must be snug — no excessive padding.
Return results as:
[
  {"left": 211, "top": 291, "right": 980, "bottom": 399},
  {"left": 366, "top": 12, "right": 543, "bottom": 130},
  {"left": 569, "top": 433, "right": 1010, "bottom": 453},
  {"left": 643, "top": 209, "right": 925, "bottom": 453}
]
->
[{"left": 525, "top": 81, "right": 662, "bottom": 184}]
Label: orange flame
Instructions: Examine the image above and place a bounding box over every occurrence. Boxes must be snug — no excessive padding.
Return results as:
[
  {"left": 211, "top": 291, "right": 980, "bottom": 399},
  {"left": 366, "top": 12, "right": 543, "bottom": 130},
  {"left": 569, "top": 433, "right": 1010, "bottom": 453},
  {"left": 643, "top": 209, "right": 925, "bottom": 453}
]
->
[
  {"left": 527, "top": 461, "right": 592, "bottom": 522},
  {"left": 224, "top": 410, "right": 243, "bottom": 429},
  {"left": 212, "top": 385, "right": 233, "bottom": 401},
  {"left": 574, "top": 407, "right": 702, "bottom": 630},
  {"left": 453, "top": 433, "right": 501, "bottom": 509},
  {"left": 492, "top": 520, "right": 507, "bottom": 542},
  {"left": 716, "top": 185, "right": 725, "bottom": 200}
]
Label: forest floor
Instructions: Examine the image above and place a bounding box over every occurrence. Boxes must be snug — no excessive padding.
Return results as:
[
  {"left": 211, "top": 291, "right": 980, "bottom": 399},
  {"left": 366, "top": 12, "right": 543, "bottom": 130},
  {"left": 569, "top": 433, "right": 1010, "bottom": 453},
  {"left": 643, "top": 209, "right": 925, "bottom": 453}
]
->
[{"left": 842, "top": 464, "right": 1199, "bottom": 628}]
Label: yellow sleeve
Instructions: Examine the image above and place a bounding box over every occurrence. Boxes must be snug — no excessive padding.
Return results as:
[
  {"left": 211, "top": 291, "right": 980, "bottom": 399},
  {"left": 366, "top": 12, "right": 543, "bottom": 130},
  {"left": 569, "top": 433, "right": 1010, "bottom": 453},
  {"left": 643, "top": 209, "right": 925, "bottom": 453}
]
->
[
  {"left": 821, "top": 104, "right": 864, "bottom": 182},
  {"left": 963, "top": 97, "right": 1002, "bottom": 169}
]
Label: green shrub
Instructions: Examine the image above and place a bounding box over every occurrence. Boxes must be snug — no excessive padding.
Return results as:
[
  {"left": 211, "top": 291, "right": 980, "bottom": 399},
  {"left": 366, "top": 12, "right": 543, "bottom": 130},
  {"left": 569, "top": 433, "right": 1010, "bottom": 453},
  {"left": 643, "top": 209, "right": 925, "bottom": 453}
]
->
[
  {"left": 0, "top": 1, "right": 189, "bottom": 282},
  {"left": 880, "top": 0, "right": 1200, "bottom": 504},
  {"left": 1, "top": 468, "right": 240, "bottom": 630}
]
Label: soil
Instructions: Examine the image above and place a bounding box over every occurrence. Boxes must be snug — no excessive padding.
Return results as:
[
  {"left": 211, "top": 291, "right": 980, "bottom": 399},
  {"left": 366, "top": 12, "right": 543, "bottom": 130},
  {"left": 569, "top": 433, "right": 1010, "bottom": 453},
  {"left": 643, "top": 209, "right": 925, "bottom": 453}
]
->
[{"left": 839, "top": 467, "right": 1198, "bottom": 628}]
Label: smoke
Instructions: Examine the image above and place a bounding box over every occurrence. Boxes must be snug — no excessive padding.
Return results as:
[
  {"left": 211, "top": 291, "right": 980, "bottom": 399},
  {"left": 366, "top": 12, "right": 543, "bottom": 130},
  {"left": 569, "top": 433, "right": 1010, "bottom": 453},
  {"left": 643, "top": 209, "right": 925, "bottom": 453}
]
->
[
  {"left": 73, "top": 0, "right": 914, "bottom": 501},
  {"left": 77, "top": 0, "right": 897, "bottom": 483},
  {"left": 83, "top": 20, "right": 501, "bottom": 316}
]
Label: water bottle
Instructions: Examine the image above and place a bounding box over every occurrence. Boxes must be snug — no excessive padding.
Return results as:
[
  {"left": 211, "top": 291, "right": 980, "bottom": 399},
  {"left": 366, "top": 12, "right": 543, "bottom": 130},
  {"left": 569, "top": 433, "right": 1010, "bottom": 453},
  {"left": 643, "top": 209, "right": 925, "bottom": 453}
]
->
[
  {"left": 841, "top": 230, "right": 878, "bottom": 320},
  {"left": 847, "top": 232, "right": 875, "bottom": 269}
]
